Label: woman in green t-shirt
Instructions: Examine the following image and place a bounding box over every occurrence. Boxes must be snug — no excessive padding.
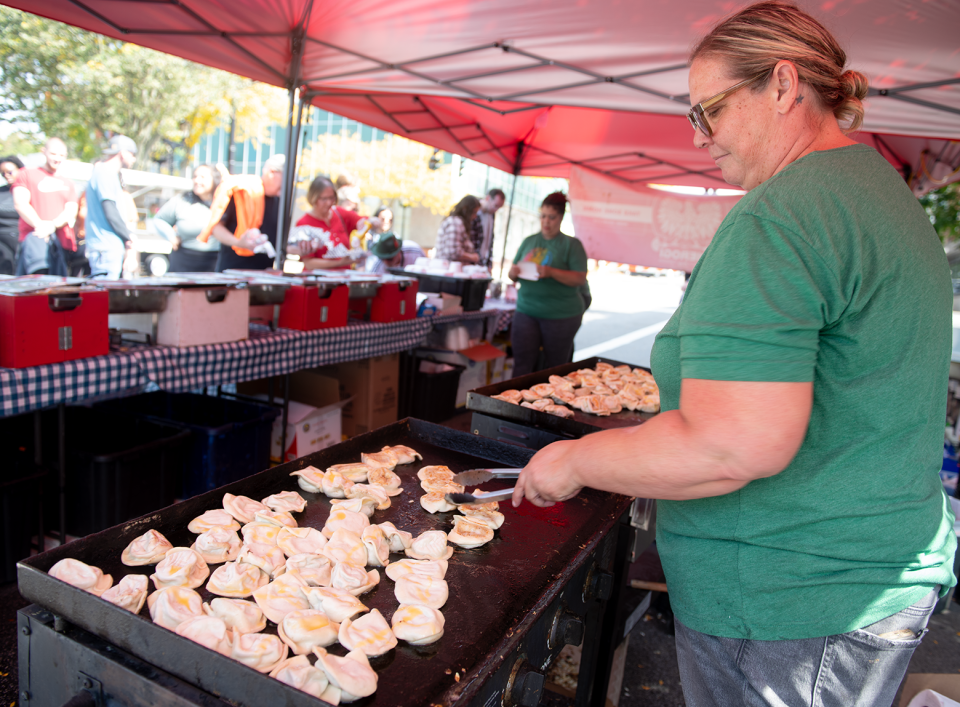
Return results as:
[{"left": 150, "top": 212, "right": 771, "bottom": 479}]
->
[
  {"left": 507, "top": 192, "right": 588, "bottom": 377},
  {"left": 509, "top": 4, "right": 956, "bottom": 707}
]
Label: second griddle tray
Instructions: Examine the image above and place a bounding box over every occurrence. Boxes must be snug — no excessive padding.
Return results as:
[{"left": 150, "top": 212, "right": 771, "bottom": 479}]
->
[
  {"left": 18, "top": 418, "right": 631, "bottom": 707},
  {"left": 467, "top": 356, "right": 657, "bottom": 438}
]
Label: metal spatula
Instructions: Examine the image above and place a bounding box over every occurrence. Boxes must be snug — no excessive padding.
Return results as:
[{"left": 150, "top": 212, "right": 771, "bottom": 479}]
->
[
  {"left": 445, "top": 488, "right": 516, "bottom": 505},
  {"left": 451, "top": 468, "right": 522, "bottom": 486}
]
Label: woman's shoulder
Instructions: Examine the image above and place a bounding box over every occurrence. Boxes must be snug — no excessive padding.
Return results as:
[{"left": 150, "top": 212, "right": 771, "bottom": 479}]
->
[{"left": 297, "top": 212, "right": 323, "bottom": 227}]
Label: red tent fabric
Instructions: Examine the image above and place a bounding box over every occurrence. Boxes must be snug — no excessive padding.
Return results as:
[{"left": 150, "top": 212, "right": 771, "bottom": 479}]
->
[{"left": 7, "top": 0, "right": 959, "bottom": 192}]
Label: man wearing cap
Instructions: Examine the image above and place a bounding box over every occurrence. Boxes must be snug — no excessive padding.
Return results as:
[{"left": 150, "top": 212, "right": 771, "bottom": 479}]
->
[
  {"left": 470, "top": 188, "right": 505, "bottom": 269},
  {"left": 84, "top": 134, "right": 138, "bottom": 279},
  {"left": 365, "top": 234, "right": 425, "bottom": 275},
  {"left": 12, "top": 137, "right": 78, "bottom": 276}
]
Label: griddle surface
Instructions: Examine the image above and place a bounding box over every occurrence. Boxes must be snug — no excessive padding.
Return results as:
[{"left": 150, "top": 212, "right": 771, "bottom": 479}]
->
[{"left": 19, "top": 419, "right": 630, "bottom": 707}]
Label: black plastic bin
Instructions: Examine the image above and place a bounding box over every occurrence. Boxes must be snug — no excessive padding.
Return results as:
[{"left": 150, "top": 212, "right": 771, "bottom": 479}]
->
[
  {"left": 389, "top": 269, "right": 491, "bottom": 311},
  {"left": 407, "top": 359, "right": 466, "bottom": 423},
  {"left": 97, "top": 392, "right": 279, "bottom": 498},
  {"left": 44, "top": 407, "right": 190, "bottom": 537},
  {"left": 0, "top": 412, "right": 45, "bottom": 582}
]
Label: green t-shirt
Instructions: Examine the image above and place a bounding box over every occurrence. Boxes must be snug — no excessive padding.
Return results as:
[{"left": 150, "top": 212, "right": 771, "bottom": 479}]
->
[
  {"left": 650, "top": 144, "right": 957, "bottom": 641},
  {"left": 513, "top": 232, "right": 588, "bottom": 319}
]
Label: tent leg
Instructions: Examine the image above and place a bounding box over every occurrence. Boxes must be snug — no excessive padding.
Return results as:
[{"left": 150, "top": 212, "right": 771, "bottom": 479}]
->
[
  {"left": 275, "top": 29, "right": 307, "bottom": 270},
  {"left": 497, "top": 141, "right": 525, "bottom": 280}
]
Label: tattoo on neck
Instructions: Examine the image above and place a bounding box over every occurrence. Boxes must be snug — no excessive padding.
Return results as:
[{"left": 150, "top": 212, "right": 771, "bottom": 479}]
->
[{"left": 796, "top": 94, "right": 804, "bottom": 104}]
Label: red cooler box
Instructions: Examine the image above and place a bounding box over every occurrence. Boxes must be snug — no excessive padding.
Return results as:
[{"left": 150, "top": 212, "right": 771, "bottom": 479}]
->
[
  {"left": 278, "top": 279, "right": 350, "bottom": 330},
  {"left": 348, "top": 276, "right": 419, "bottom": 323},
  {"left": 0, "top": 277, "right": 109, "bottom": 368}
]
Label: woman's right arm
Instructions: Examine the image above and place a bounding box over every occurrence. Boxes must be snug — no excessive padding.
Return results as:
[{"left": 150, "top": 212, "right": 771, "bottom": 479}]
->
[{"left": 303, "top": 257, "right": 353, "bottom": 270}]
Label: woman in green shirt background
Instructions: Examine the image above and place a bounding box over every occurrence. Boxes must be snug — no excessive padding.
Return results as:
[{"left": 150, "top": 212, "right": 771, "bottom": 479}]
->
[{"left": 508, "top": 192, "right": 588, "bottom": 377}]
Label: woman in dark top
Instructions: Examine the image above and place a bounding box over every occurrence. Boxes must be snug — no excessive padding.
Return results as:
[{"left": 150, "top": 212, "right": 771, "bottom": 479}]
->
[{"left": 0, "top": 156, "right": 24, "bottom": 274}]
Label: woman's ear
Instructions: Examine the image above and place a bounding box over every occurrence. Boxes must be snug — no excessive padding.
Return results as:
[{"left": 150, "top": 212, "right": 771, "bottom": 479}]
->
[{"left": 772, "top": 60, "right": 800, "bottom": 113}]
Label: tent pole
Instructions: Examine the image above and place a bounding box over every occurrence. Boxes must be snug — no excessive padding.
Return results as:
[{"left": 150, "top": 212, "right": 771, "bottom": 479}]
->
[
  {"left": 275, "top": 30, "right": 306, "bottom": 270},
  {"left": 497, "top": 141, "right": 524, "bottom": 280}
]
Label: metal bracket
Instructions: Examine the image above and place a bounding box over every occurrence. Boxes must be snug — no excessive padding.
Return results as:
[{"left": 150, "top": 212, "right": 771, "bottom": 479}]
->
[
  {"left": 77, "top": 672, "right": 103, "bottom": 704},
  {"left": 58, "top": 326, "right": 73, "bottom": 351},
  {"left": 320, "top": 305, "right": 328, "bottom": 323}
]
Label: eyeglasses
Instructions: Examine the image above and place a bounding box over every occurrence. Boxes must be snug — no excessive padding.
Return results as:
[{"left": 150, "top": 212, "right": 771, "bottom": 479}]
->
[
  {"left": 686, "top": 70, "right": 770, "bottom": 137},
  {"left": 1, "top": 170, "right": 16, "bottom": 176}
]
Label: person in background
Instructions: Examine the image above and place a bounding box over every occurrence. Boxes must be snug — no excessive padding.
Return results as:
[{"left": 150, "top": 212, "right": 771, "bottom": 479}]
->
[
  {"left": 84, "top": 134, "right": 138, "bottom": 278},
  {"left": 14, "top": 138, "right": 79, "bottom": 276},
  {"left": 371, "top": 205, "right": 393, "bottom": 237},
  {"left": 287, "top": 176, "right": 381, "bottom": 270},
  {"left": 508, "top": 192, "right": 587, "bottom": 376},
  {"left": 436, "top": 195, "right": 480, "bottom": 264},
  {"left": 199, "top": 154, "right": 285, "bottom": 272},
  {"left": 470, "top": 187, "right": 505, "bottom": 269},
  {"left": 365, "top": 234, "right": 425, "bottom": 274},
  {"left": 152, "top": 164, "right": 221, "bottom": 272},
  {"left": 336, "top": 185, "right": 360, "bottom": 214},
  {"left": 513, "top": 4, "right": 956, "bottom": 706},
  {"left": 0, "top": 156, "right": 24, "bottom": 274}
]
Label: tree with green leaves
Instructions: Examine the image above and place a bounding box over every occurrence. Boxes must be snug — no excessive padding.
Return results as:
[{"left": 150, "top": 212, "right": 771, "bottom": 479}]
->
[
  {"left": 0, "top": 7, "right": 285, "bottom": 169},
  {"left": 920, "top": 182, "right": 960, "bottom": 244}
]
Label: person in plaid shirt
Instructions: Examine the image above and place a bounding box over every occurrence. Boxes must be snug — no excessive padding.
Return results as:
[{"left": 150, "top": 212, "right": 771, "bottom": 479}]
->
[{"left": 435, "top": 195, "right": 480, "bottom": 263}]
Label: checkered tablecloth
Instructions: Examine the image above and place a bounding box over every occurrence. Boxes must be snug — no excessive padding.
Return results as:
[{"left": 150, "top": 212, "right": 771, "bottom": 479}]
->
[
  {"left": 0, "top": 317, "right": 438, "bottom": 416},
  {"left": 0, "top": 353, "right": 145, "bottom": 417},
  {"left": 479, "top": 299, "right": 516, "bottom": 332}
]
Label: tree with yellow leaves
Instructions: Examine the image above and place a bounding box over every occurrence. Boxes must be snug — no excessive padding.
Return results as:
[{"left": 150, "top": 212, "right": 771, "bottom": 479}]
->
[{"left": 298, "top": 131, "right": 455, "bottom": 214}]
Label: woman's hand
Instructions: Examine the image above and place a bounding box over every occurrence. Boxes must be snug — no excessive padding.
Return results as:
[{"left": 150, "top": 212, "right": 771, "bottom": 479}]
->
[
  {"left": 537, "top": 264, "right": 552, "bottom": 279},
  {"left": 169, "top": 235, "right": 181, "bottom": 251},
  {"left": 460, "top": 252, "right": 480, "bottom": 264},
  {"left": 512, "top": 440, "right": 584, "bottom": 508},
  {"left": 508, "top": 264, "right": 520, "bottom": 281}
]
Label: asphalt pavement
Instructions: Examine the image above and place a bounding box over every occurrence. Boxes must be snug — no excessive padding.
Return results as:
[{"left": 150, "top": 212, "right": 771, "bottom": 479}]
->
[{"left": 573, "top": 267, "right": 683, "bottom": 367}]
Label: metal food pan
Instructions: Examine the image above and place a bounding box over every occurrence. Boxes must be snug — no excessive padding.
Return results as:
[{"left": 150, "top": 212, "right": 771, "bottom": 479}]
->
[
  {"left": 467, "top": 357, "right": 656, "bottom": 438},
  {"left": 18, "top": 418, "right": 631, "bottom": 707}
]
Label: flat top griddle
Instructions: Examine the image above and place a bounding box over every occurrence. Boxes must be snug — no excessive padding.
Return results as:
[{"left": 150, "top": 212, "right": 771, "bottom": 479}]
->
[
  {"left": 19, "top": 418, "right": 630, "bottom": 707},
  {"left": 467, "top": 356, "right": 657, "bottom": 438}
]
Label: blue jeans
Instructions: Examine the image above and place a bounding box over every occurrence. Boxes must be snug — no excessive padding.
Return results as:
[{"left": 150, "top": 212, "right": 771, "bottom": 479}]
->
[
  {"left": 675, "top": 587, "right": 939, "bottom": 707},
  {"left": 86, "top": 240, "right": 125, "bottom": 279}
]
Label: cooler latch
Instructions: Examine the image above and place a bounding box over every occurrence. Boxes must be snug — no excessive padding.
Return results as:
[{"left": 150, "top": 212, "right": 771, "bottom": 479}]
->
[
  {"left": 399, "top": 301, "right": 406, "bottom": 315},
  {"left": 58, "top": 326, "right": 73, "bottom": 351},
  {"left": 320, "top": 306, "right": 328, "bottom": 323}
]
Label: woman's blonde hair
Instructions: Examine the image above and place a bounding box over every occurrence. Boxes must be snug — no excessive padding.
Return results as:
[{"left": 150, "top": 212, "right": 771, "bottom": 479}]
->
[{"left": 691, "top": 1, "right": 869, "bottom": 133}]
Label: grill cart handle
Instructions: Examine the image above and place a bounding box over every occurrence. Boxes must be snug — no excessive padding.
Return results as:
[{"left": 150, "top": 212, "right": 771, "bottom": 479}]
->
[
  {"left": 48, "top": 294, "right": 83, "bottom": 312},
  {"left": 204, "top": 287, "right": 228, "bottom": 303}
]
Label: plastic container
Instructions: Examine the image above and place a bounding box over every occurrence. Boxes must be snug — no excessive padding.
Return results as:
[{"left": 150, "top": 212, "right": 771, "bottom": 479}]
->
[
  {"left": 389, "top": 269, "right": 490, "bottom": 311},
  {"left": 97, "top": 392, "right": 279, "bottom": 498},
  {"left": 407, "top": 359, "right": 466, "bottom": 423},
  {"left": 45, "top": 408, "right": 190, "bottom": 537},
  {"left": 0, "top": 412, "right": 44, "bottom": 582}
]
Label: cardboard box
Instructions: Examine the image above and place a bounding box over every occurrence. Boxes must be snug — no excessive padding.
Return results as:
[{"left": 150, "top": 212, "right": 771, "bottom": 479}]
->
[
  {"left": 315, "top": 353, "right": 400, "bottom": 437},
  {"left": 899, "top": 675, "right": 960, "bottom": 707},
  {"left": 417, "top": 342, "right": 506, "bottom": 407},
  {"left": 239, "top": 370, "right": 350, "bottom": 463}
]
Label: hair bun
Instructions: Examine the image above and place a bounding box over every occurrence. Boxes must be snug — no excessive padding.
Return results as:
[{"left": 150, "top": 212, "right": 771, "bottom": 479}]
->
[{"left": 840, "top": 70, "right": 869, "bottom": 101}]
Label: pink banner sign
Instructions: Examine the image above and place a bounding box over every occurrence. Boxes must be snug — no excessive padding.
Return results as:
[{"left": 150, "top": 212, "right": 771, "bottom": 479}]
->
[{"left": 568, "top": 166, "right": 742, "bottom": 272}]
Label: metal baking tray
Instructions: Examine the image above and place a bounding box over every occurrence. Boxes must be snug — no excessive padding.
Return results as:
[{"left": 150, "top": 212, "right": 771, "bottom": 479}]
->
[
  {"left": 467, "top": 356, "right": 657, "bottom": 438},
  {"left": 18, "top": 418, "right": 631, "bottom": 707}
]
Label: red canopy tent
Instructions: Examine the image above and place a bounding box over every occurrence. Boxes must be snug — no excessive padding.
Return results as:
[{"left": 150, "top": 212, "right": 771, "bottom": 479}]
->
[{"left": 7, "top": 0, "right": 960, "bottom": 262}]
